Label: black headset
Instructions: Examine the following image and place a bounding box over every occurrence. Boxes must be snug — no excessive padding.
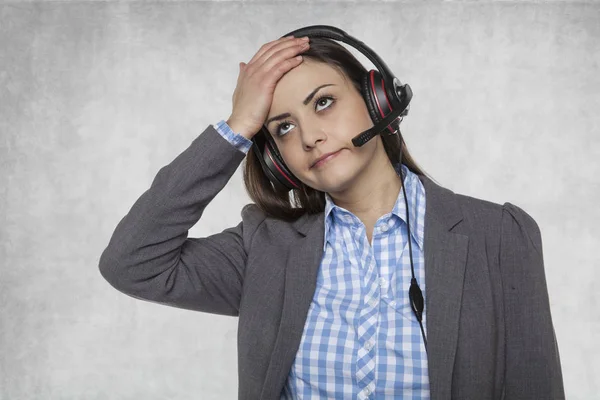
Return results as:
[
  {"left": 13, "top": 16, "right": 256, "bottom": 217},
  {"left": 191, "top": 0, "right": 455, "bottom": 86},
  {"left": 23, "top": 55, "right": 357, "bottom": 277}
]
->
[{"left": 250, "top": 25, "right": 427, "bottom": 352}]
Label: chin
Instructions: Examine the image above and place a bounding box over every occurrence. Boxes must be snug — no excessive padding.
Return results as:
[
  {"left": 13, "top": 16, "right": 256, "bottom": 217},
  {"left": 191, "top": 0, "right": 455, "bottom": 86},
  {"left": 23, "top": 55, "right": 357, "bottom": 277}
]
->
[{"left": 308, "top": 167, "right": 357, "bottom": 193}]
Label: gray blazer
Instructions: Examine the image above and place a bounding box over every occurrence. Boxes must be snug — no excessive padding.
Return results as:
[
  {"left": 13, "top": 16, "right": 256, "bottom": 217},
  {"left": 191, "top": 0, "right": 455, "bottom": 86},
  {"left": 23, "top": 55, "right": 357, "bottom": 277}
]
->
[{"left": 99, "top": 124, "right": 565, "bottom": 400}]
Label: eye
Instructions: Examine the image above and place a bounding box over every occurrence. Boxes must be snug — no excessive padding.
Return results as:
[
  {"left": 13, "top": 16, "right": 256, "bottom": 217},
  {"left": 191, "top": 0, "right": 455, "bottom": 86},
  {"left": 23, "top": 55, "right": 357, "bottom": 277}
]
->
[
  {"left": 275, "top": 94, "right": 336, "bottom": 138},
  {"left": 314, "top": 95, "right": 334, "bottom": 112},
  {"left": 275, "top": 120, "right": 295, "bottom": 137}
]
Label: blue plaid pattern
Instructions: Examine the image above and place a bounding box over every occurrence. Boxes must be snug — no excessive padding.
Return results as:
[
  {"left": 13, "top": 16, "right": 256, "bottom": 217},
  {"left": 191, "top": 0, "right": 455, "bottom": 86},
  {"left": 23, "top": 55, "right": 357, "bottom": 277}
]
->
[
  {"left": 214, "top": 120, "right": 430, "bottom": 399},
  {"left": 213, "top": 120, "right": 253, "bottom": 153}
]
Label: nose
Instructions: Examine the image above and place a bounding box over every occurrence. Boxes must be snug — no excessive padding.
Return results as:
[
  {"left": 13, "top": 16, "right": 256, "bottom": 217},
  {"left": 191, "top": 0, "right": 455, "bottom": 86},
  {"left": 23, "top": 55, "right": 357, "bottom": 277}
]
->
[{"left": 301, "top": 122, "right": 328, "bottom": 150}]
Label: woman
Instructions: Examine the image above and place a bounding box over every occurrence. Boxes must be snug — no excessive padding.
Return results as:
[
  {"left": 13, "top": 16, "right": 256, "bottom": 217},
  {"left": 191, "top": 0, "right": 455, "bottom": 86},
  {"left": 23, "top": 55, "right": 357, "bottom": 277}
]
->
[{"left": 99, "top": 31, "right": 565, "bottom": 400}]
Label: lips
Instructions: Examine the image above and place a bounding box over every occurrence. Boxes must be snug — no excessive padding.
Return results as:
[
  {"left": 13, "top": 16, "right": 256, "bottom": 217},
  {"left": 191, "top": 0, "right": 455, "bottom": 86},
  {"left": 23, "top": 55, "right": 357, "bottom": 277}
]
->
[{"left": 311, "top": 149, "right": 343, "bottom": 168}]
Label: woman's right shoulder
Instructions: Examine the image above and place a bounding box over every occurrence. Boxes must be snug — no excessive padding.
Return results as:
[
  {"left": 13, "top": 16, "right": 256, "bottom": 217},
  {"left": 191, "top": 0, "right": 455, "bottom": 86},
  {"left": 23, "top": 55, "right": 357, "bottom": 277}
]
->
[
  {"left": 241, "top": 203, "right": 267, "bottom": 226},
  {"left": 239, "top": 203, "right": 308, "bottom": 243}
]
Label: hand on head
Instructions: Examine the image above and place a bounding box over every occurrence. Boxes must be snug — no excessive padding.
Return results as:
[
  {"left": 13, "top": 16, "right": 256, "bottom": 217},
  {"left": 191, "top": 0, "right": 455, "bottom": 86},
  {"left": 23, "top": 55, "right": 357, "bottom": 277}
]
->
[{"left": 227, "top": 35, "right": 311, "bottom": 140}]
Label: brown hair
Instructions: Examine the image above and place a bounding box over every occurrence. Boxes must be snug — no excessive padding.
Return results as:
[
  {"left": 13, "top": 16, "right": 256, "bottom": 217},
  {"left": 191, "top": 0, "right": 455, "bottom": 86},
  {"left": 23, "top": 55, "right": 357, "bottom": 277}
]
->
[{"left": 242, "top": 37, "right": 434, "bottom": 222}]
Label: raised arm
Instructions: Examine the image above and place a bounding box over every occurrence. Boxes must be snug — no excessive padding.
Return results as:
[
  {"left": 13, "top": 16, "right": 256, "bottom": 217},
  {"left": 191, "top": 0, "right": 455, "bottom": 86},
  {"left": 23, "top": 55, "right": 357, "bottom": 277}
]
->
[
  {"left": 98, "top": 124, "right": 265, "bottom": 316},
  {"left": 99, "top": 34, "right": 313, "bottom": 316}
]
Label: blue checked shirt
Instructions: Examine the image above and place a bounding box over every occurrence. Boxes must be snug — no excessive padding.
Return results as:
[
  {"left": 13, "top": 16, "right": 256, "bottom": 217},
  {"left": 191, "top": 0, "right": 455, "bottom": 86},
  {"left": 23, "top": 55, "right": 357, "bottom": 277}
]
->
[{"left": 213, "top": 120, "right": 430, "bottom": 399}]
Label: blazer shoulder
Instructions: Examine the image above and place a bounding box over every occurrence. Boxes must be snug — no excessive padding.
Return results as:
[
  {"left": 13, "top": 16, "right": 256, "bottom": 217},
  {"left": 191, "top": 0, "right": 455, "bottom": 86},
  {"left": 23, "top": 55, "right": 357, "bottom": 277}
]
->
[
  {"left": 452, "top": 192, "right": 541, "bottom": 242},
  {"left": 453, "top": 192, "right": 505, "bottom": 232},
  {"left": 500, "top": 201, "right": 543, "bottom": 256},
  {"left": 240, "top": 203, "right": 269, "bottom": 243},
  {"left": 240, "top": 203, "right": 308, "bottom": 237},
  {"left": 241, "top": 202, "right": 266, "bottom": 223}
]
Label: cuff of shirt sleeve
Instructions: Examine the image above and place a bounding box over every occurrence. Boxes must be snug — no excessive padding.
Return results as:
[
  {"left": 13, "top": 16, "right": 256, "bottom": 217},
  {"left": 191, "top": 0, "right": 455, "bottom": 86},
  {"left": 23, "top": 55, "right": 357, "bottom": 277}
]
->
[{"left": 213, "top": 120, "right": 253, "bottom": 154}]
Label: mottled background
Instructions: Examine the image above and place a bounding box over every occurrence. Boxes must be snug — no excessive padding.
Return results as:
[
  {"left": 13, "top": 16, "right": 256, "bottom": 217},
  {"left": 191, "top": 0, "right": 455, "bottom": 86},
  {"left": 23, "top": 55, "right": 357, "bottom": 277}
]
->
[{"left": 1, "top": 1, "right": 598, "bottom": 399}]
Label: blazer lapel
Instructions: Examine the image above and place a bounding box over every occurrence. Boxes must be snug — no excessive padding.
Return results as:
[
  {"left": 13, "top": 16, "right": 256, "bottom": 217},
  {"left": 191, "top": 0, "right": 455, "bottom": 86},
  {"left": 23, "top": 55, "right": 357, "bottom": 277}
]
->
[
  {"left": 259, "top": 210, "right": 325, "bottom": 400},
  {"left": 419, "top": 174, "right": 469, "bottom": 400},
  {"left": 260, "top": 173, "right": 468, "bottom": 400}
]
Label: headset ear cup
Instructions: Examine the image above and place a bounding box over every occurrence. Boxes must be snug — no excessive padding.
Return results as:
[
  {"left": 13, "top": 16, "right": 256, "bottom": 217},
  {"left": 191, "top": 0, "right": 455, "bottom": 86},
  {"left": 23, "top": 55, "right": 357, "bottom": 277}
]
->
[
  {"left": 361, "top": 71, "right": 381, "bottom": 125},
  {"left": 263, "top": 139, "right": 302, "bottom": 190},
  {"left": 362, "top": 69, "right": 397, "bottom": 135},
  {"left": 252, "top": 128, "right": 301, "bottom": 191}
]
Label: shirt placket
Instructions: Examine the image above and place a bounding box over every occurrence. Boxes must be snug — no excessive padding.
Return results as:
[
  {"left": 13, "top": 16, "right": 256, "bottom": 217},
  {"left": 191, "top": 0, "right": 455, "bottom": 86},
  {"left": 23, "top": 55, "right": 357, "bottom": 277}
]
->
[{"left": 352, "top": 223, "right": 381, "bottom": 399}]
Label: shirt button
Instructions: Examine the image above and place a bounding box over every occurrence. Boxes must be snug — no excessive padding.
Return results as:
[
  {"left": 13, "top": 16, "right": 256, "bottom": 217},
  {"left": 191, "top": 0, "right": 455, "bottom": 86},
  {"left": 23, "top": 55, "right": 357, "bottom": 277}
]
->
[
  {"left": 365, "top": 387, "right": 372, "bottom": 395},
  {"left": 379, "top": 277, "right": 387, "bottom": 287},
  {"left": 364, "top": 340, "right": 374, "bottom": 350},
  {"left": 380, "top": 224, "right": 389, "bottom": 233},
  {"left": 368, "top": 298, "right": 377, "bottom": 307},
  {"left": 390, "top": 300, "right": 397, "bottom": 307}
]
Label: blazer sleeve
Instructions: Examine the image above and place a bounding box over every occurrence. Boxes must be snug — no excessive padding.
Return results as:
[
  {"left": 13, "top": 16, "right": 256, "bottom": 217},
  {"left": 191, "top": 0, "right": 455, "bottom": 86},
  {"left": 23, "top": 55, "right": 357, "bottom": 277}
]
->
[
  {"left": 500, "top": 202, "right": 565, "bottom": 399},
  {"left": 98, "top": 124, "right": 266, "bottom": 316}
]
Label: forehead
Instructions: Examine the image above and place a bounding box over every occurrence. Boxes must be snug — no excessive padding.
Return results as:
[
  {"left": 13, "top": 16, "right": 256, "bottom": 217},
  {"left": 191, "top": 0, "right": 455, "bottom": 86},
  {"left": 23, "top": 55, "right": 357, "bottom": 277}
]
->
[{"left": 274, "top": 60, "right": 347, "bottom": 92}]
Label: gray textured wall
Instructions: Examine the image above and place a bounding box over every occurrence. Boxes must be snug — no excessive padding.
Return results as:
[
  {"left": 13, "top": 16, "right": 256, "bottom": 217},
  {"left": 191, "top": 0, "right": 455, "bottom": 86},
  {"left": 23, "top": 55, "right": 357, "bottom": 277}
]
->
[{"left": 1, "top": 1, "right": 598, "bottom": 399}]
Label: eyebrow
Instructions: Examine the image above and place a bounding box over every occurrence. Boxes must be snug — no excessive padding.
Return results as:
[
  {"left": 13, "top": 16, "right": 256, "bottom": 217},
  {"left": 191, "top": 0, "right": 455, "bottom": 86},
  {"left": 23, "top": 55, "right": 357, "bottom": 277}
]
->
[{"left": 265, "top": 84, "right": 336, "bottom": 127}]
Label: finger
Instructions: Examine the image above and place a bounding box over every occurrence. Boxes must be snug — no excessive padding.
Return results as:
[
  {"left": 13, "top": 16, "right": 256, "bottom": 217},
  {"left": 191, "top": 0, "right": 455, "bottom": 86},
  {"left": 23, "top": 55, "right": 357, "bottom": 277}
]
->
[
  {"left": 247, "top": 36, "right": 296, "bottom": 66},
  {"left": 237, "top": 62, "right": 245, "bottom": 83},
  {"left": 263, "top": 55, "right": 304, "bottom": 87},
  {"left": 247, "top": 35, "right": 297, "bottom": 66},
  {"left": 248, "top": 39, "right": 307, "bottom": 78},
  {"left": 258, "top": 41, "right": 309, "bottom": 76}
]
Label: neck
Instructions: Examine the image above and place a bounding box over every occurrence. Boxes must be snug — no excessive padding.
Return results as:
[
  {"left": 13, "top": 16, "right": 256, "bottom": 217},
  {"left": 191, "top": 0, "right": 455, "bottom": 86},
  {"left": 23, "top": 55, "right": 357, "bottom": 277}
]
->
[{"left": 329, "top": 153, "right": 402, "bottom": 223}]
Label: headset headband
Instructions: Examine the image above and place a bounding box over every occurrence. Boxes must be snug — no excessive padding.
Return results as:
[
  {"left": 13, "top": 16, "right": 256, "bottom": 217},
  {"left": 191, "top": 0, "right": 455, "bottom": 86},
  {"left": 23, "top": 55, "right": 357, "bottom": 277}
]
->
[{"left": 281, "top": 25, "right": 395, "bottom": 83}]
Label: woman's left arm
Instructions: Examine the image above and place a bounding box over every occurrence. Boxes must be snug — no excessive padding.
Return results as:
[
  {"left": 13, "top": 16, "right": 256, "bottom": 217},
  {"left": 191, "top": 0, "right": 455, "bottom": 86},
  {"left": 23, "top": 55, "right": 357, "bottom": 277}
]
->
[{"left": 499, "top": 202, "right": 565, "bottom": 400}]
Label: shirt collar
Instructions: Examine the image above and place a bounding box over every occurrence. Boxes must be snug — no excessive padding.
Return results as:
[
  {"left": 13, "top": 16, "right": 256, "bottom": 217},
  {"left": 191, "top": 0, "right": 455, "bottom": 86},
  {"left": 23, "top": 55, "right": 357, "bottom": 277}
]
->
[{"left": 323, "top": 163, "right": 425, "bottom": 251}]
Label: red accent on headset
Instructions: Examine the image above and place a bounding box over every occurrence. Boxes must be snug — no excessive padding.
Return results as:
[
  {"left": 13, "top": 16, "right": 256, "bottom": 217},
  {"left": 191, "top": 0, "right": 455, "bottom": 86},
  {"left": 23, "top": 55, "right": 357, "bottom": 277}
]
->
[
  {"left": 265, "top": 146, "right": 299, "bottom": 188},
  {"left": 381, "top": 77, "right": 396, "bottom": 134},
  {"left": 381, "top": 78, "right": 392, "bottom": 109},
  {"left": 369, "top": 71, "right": 395, "bottom": 134}
]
